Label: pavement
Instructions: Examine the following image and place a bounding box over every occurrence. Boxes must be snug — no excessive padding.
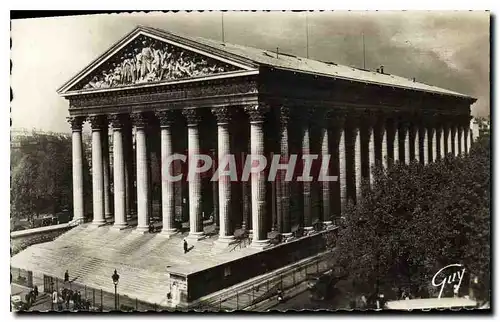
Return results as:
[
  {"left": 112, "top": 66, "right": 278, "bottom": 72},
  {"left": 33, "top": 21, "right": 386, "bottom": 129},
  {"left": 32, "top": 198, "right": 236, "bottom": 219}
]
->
[{"left": 11, "top": 283, "right": 52, "bottom": 312}]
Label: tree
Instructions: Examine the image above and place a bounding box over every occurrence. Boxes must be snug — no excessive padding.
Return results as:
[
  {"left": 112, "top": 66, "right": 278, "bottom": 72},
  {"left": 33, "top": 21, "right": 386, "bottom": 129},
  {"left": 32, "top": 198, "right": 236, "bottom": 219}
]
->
[
  {"left": 331, "top": 134, "right": 490, "bottom": 304},
  {"left": 10, "top": 131, "right": 92, "bottom": 228}
]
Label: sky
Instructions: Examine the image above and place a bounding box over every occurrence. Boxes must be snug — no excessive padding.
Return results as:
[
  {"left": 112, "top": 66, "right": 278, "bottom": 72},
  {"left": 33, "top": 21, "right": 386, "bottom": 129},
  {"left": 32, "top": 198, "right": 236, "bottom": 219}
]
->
[{"left": 10, "top": 11, "right": 490, "bottom": 133}]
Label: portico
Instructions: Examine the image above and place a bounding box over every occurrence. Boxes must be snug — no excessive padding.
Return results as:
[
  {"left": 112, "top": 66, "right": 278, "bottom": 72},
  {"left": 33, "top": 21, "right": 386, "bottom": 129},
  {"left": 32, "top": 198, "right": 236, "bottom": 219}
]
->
[
  {"left": 24, "top": 25, "right": 481, "bottom": 306},
  {"left": 62, "top": 26, "right": 476, "bottom": 249}
]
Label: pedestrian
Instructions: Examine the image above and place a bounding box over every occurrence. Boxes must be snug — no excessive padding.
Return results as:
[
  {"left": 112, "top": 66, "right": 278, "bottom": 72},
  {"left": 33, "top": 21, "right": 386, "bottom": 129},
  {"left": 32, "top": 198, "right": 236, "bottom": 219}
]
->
[
  {"left": 52, "top": 290, "right": 58, "bottom": 310},
  {"left": 183, "top": 239, "right": 188, "bottom": 254},
  {"left": 277, "top": 288, "right": 283, "bottom": 302},
  {"left": 64, "top": 270, "right": 69, "bottom": 283},
  {"left": 66, "top": 292, "right": 71, "bottom": 309},
  {"left": 33, "top": 285, "right": 38, "bottom": 299},
  {"left": 25, "top": 293, "right": 31, "bottom": 307},
  {"left": 77, "top": 291, "right": 82, "bottom": 309},
  {"left": 29, "top": 289, "right": 36, "bottom": 303},
  {"left": 360, "top": 295, "right": 367, "bottom": 308}
]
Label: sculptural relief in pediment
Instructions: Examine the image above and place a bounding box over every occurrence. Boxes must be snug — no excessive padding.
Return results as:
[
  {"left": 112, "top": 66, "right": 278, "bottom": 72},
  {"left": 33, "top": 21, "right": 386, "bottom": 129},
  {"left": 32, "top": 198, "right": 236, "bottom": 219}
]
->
[{"left": 71, "top": 35, "right": 243, "bottom": 91}]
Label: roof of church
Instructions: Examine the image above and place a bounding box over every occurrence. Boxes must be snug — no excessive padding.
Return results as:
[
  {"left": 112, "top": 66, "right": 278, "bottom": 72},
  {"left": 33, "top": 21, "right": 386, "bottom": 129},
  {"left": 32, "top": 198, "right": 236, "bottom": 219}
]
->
[
  {"left": 144, "top": 26, "right": 474, "bottom": 100},
  {"left": 59, "top": 26, "right": 475, "bottom": 102}
]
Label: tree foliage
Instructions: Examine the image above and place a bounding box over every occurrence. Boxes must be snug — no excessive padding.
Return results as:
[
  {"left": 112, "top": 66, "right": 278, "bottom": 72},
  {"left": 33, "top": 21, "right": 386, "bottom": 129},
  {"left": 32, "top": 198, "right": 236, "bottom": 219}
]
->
[
  {"left": 332, "top": 134, "right": 490, "bottom": 302},
  {"left": 10, "top": 131, "right": 92, "bottom": 228}
]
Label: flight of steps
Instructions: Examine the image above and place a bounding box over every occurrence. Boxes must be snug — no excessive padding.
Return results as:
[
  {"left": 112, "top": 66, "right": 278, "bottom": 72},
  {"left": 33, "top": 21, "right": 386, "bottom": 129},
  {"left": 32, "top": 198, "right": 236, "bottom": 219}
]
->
[{"left": 11, "top": 223, "right": 255, "bottom": 305}]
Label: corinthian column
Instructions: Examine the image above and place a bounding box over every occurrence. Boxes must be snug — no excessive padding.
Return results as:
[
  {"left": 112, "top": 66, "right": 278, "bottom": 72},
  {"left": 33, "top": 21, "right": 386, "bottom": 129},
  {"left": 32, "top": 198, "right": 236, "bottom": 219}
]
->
[
  {"left": 131, "top": 113, "right": 150, "bottom": 233},
  {"left": 110, "top": 114, "right": 127, "bottom": 229},
  {"left": 122, "top": 120, "right": 134, "bottom": 220},
  {"left": 452, "top": 124, "right": 459, "bottom": 156},
  {"left": 393, "top": 118, "right": 400, "bottom": 164},
  {"left": 212, "top": 107, "right": 236, "bottom": 246},
  {"left": 367, "top": 118, "right": 376, "bottom": 187},
  {"left": 301, "top": 108, "right": 313, "bottom": 231},
  {"left": 426, "top": 126, "right": 434, "bottom": 163},
  {"left": 400, "top": 121, "right": 409, "bottom": 165},
  {"left": 412, "top": 124, "right": 419, "bottom": 162},
  {"left": 68, "top": 116, "right": 85, "bottom": 223},
  {"left": 278, "top": 106, "right": 292, "bottom": 239},
  {"left": 354, "top": 122, "right": 362, "bottom": 203},
  {"left": 245, "top": 105, "right": 269, "bottom": 249},
  {"left": 437, "top": 124, "right": 444, "bottom": 160},
  {"left": 156, "top": 110, "right": 177, "bottom": 237},
  {"left": 320, "top": 111, "right": 333, "bottom": 227},
  {"left": 420, "top": 125, "right": 428, "bottom": 165},
  {"left": 380, "top": 117, "right": 389, "bottom": 169},
  {"left": 183, "top": 108, "right": 204, "bottom": 241},
  {"left": 89, "top": 115, "right": 106, "bottom": 226},
  {"left": 463, "top": 123, "right": 470, "bottom": 155},
  {"left": 432, "top": 125, "right": 439, "bottom": 162},
  {"left": 337, "top": 115, "right": 348, "bottom": 214},
  {"left": 457, "top": 125, "right": 463, "bottom": 155},
  {"left": 102, "top": 124, "right": 112, "bottom": 222},
  {"left": 444, "top": 123, "right": 451, "bottom": 156},
  {"left": 434, "top": 125, "right": 441, "bottom": 160}
]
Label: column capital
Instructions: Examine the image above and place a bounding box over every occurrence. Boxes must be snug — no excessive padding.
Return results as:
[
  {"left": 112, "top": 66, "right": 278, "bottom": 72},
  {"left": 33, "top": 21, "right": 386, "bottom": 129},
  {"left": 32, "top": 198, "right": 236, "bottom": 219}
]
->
[
  {"left": 360, "top": 109, "right": 379, "bottom": 128},
  {"left": 244, "top": 104, "right": 269, "bottom": 123},
  {"left": 155, "top": 110, "right": 176, "bottom": 127},
  {"left": 67, "top": 116, "right": 85, "bottom": 131},
  {"left": 279, "top": 106, "right": 290, "bottom": 124},
  {"left": 459, "top": 114, "right": 473, "bottom": 128},
  {"left": 109, "top": 114, "right": 126, "bottom": 130},
  {"left": 440, "top": 118, "right": 451, "bottom": 130},
  {"left": 373, "top": 111, "right": 389, "bottom": 130},
  {"left": 88, "top": 115, "right": 106, "bottom": 131},
  {"left": 130, "top": 112, "right": 148, "bottom": 129},
  {"left": 323, "top": 111, "right": 345, "bottom": 137},
  {"left": 211, "top": 106, "right": 233, "bottom": 125},
  {"left": 344, "top": 113, "right": 361, "bottom": 130},
  {"left": 182, "top": 108, "right": 203, "bottom": 126}
]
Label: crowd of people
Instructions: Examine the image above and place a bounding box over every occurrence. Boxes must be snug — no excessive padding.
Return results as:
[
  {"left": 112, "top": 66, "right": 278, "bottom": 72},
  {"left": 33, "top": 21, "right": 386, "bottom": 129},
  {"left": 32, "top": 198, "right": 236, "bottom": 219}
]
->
[
  {"left": 82, "top": 38, "right": 236, "bottom": 90},
  {"left": 51, "top": 287, "right": 94, "bottom": 311}
]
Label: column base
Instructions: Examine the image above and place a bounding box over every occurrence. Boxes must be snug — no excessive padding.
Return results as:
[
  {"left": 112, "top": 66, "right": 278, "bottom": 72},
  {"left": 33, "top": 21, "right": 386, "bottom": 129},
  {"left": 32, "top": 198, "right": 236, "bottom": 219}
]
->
[
  {"left": 323, "top": 221, "right": 333, "bottom": 228},
  {"left": 304, "top": 226, "right": 315, "bottom": 236},
  {"left": 214, "top": 236, "right": 237, "bottom": 248},
  {"left": 91, "top": 219, "right": 107, "bottom": 227},
  {"left": 105, "top": 215, "right": 114, "bottom": 223},
  {"left": 134, "top": 226, "right": 149, "bottom": 234},
  {"left": 281, "top": 232, "right": 294, "bottom": 243},
  {"left": 159, "top": 229, "right": 178, "bottom": 238},
  {"left": 186, "top": 232, "right": 205, "bottom": 242},
  {"left": 111, "top": 223, "right": 128, "bottom": 230},
  {"left": 249, "top": 239, "right": 270, "bottom": 250}
]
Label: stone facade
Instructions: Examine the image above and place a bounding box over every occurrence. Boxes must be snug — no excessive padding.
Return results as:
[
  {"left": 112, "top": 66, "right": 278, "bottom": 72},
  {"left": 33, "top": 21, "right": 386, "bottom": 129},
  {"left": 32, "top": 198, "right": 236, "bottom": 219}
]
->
[{"left": 58, "top": 26, "right": 476, "bottom": 304}]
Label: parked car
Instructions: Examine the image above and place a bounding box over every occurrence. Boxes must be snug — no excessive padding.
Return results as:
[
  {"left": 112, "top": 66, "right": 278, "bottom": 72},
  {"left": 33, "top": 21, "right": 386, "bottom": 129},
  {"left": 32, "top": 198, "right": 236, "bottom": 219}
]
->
[{"left": 385, "top": 297, "right": 477, "bottom": 311}]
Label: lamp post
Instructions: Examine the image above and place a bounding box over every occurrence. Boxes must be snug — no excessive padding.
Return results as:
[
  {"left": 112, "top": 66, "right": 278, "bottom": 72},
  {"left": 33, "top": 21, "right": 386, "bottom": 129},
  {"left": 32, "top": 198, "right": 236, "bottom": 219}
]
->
[{"left": 111, "top": 269, "right": 120, "bottom": 310}]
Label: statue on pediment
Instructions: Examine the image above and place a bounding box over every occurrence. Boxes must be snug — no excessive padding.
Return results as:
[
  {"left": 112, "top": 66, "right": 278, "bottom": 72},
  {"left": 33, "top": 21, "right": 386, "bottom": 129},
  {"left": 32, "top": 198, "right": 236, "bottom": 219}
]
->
[{"left": 79, "top": 36, "right": 241, "bottom": 90}]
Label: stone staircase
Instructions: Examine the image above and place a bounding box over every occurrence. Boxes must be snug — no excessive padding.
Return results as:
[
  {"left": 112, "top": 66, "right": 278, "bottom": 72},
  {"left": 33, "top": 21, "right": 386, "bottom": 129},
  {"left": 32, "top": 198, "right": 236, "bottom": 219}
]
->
[{"left": 10, "top": 223, "right": 253, "bottom": 305}]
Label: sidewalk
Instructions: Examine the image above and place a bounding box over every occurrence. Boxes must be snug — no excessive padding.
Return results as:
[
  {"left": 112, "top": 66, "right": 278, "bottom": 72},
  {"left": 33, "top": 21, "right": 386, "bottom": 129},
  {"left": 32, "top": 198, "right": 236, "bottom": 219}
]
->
[{"left": 11, "top": 283, "right": 52, "bottom": 311}]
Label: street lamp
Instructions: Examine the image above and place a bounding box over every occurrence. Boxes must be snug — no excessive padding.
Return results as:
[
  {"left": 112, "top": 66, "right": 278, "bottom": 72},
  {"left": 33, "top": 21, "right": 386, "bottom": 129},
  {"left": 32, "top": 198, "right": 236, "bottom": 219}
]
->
[{"left": 111, "top": 269, "right": 120, "bottom": 310}]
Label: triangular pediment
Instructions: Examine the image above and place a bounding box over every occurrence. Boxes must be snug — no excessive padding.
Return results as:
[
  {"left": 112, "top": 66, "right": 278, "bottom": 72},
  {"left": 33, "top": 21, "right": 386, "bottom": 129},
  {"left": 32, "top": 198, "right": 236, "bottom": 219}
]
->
[{"left": 60, "top": 27, "right": 256, "bottom": 94}]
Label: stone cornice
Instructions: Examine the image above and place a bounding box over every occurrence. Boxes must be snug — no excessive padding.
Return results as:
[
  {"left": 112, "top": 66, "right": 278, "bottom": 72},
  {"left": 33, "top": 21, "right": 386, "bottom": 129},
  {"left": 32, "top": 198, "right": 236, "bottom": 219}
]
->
[{"left": 67, "top": 76, "right": 258, "bottom": 111}]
